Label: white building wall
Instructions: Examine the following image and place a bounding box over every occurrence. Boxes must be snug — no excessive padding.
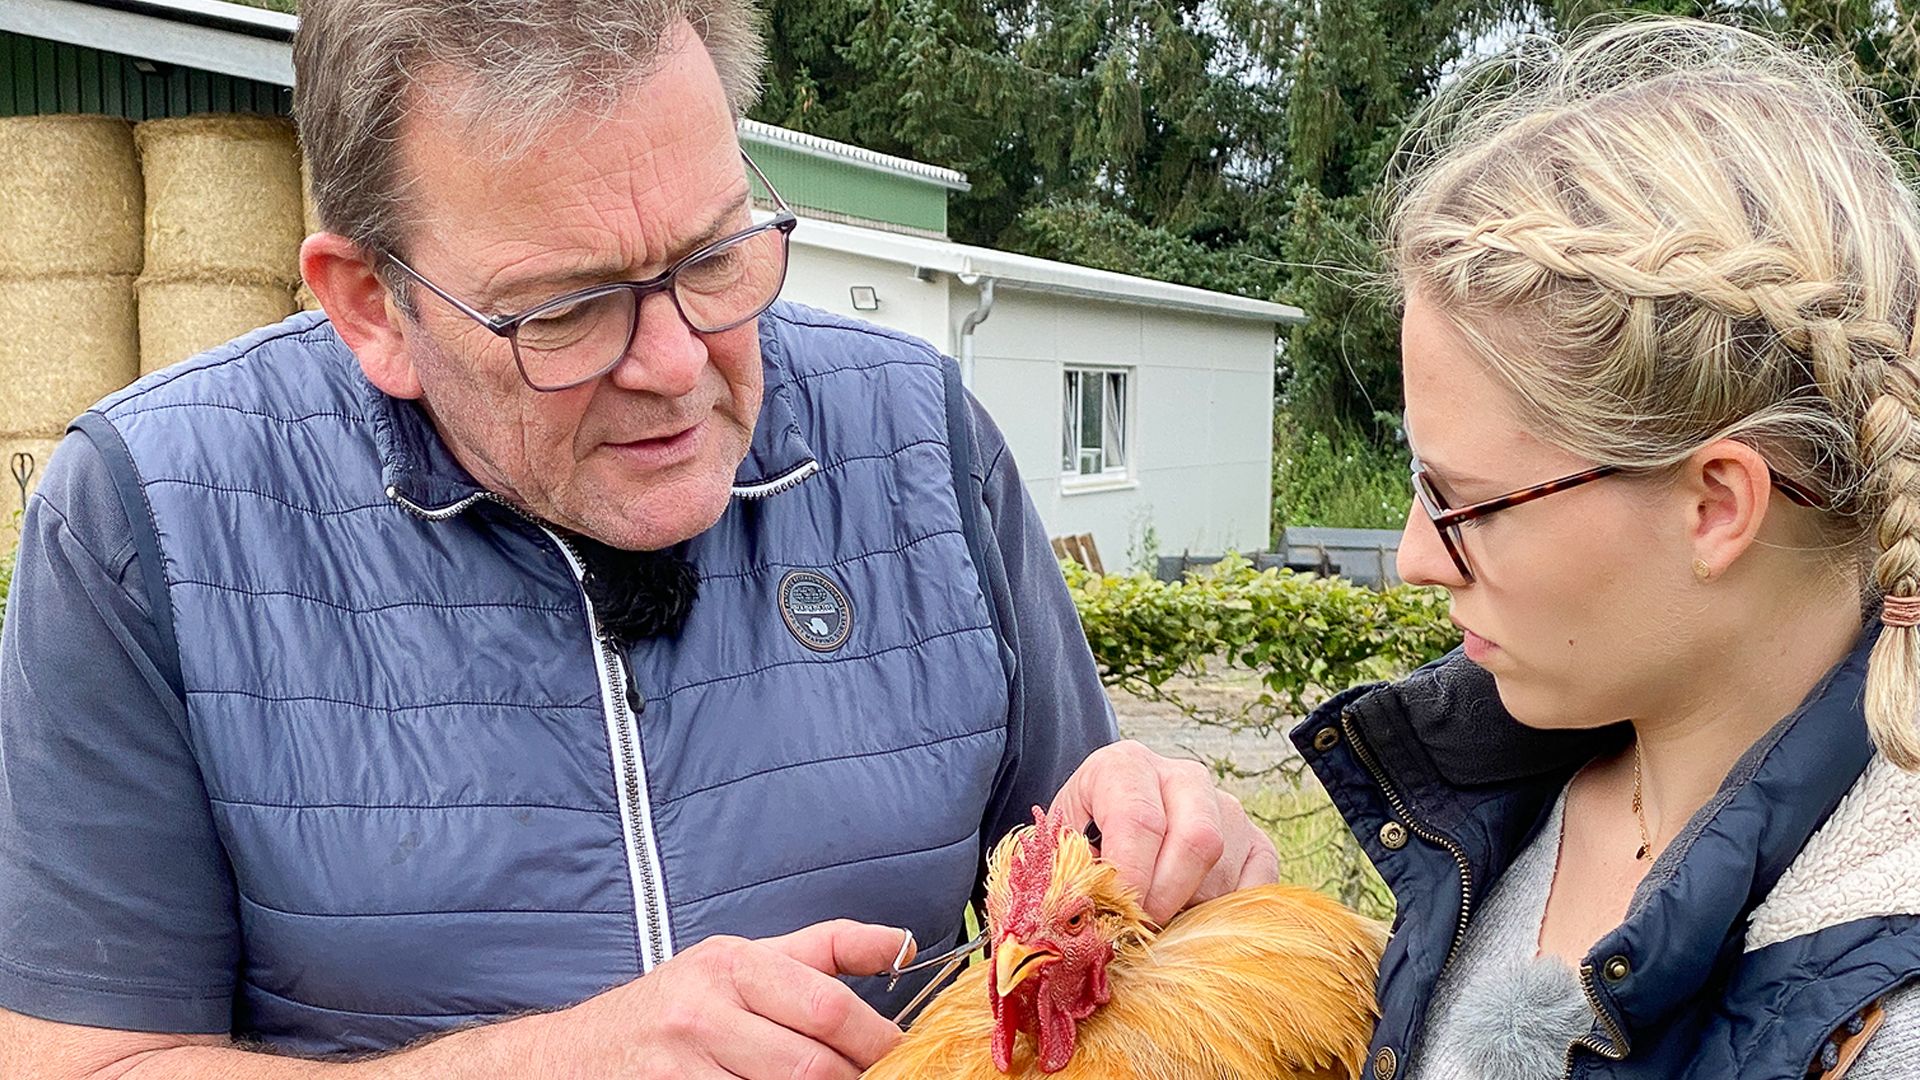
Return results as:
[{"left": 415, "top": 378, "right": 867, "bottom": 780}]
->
[
  {"left": 781, "top": 244, "right": 950, "bottom": 348},
  {"left": 958, "top": 286, "right": 1277, "bottom": 566},
  {"left": 783, "top": 235, "right": 1280, "bottom": 568}
]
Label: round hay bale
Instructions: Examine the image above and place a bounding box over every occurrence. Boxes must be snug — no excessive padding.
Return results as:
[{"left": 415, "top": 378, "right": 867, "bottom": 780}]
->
[
  {"left": 0, "top": 275, "right": 139, "bottom": 439},
  {"left": 300, "top": 152, "right": 322, "bottom": 237},
  {"left": 137, "top": 115, "right": 303, "bottom": 284},
  {"left": 137, "top": 277, "right": 295, "bottom": 373},
  {"left": 0, "top": 116, "right": 143, "bottom": 277}
]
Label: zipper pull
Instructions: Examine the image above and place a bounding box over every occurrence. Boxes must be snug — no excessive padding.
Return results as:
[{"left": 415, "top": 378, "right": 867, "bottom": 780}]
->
[{"left": 613, "top": 644, "right": 646, "bottom": 715}]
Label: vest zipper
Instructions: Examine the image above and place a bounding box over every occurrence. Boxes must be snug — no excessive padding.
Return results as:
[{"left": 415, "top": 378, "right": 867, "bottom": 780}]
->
[
  {"left": 546, "top": 529, "right": 674, "bottom": 973},
  {"left": 1340, "top": 707, "right": 1475, "bottom": 965},
  {"left": 731, "top": 460, "right": 819, "bottom": 500},
  {"left": 387, "top": 485, "right": 674, "bottom": 971},
  {"left": 1561, "top": 963, "right": 1631, "bottom": 1077}
]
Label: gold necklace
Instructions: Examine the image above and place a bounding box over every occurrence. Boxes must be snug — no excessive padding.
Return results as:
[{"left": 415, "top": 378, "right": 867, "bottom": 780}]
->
[{"left": 1632, "top": 740, "right": 1652, "bottom": 861}]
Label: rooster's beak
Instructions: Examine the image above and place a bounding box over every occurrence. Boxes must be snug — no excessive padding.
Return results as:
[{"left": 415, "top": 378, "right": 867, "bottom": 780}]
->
[{"left": 994, "top": 940, "right": 1059, "bottom": 996}]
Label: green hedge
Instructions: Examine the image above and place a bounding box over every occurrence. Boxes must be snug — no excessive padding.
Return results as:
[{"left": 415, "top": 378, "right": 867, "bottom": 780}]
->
[
  {"left": 1065, "top": 553, "right": 1458, "bottom": 720},
  {"left": 1066, "top": 555, "right": 1455, "bottom": 918}
]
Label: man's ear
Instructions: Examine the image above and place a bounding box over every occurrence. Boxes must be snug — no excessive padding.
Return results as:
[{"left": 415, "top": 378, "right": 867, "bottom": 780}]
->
[
  {"left": 1685, "top": 439, "right": 1773, "bottom": 579},
  {"left": 300, "top": 232, "right": 423, "bottom": 399}
]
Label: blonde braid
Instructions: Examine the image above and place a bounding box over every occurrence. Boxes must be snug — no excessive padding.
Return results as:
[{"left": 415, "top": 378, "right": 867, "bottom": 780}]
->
[{"left": 1861, "top": 369, "right": 1920, "bottom": 767}]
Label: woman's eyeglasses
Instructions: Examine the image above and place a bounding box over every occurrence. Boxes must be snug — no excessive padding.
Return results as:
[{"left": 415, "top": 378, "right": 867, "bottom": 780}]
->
[{"left": 1410, "top": 455, "right": 1826, "bottom": 583}]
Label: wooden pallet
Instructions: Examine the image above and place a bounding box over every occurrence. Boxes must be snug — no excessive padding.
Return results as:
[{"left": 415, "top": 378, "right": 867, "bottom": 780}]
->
[{"left": 1050, "top": 532, "right": 1105, "bottom": 574}]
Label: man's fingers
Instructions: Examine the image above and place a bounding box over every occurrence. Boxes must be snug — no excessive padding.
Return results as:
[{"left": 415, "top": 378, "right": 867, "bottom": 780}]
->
[
  {"left": 734, "top": 944, "right": 904, "bottom": 1068},
  {"left": 1053, "top": 742, "right": 1166, "bottom": 903},
  {"left": 1140, "top": 759, "right": 1226, "bottom": 922},
  {"left": 1186, "top": 791, "right": 1256, "bottom": 908},
  {"left": 763, "top": 919, "right": 914, "bottom": 978},
  {"left": 1238, "top": 829, "right": 1282, "bottom": 889},
  {"left": 707, "top": 1007, "right": 866, "bottom": 1080}
]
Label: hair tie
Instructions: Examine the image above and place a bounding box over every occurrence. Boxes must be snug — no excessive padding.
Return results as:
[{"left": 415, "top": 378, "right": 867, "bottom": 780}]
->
[{"left": 1881, "top": 594, "right": 1920, "bottom": 628}]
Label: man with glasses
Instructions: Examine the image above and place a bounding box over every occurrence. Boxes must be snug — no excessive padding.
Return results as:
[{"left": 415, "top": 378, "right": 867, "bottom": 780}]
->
[{"left": 0, "top": 2, "right": 1277, "bottom": 1077}]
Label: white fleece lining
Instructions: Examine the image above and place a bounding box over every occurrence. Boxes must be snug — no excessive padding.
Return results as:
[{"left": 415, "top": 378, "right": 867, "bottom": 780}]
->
[{"left": 1746, "top": 755, "right": 1920, "bottom": 953}]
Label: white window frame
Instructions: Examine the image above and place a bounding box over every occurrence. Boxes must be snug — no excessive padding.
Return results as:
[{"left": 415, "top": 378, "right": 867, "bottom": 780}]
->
[{"left": 1061, "top": 365, "right": 1135, "bottom": 492}]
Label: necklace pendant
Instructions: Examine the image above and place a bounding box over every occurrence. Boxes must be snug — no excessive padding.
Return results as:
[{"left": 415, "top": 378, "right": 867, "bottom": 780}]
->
[{"left": 1635, "top": 843, "right": 1650, "bottom": 861}]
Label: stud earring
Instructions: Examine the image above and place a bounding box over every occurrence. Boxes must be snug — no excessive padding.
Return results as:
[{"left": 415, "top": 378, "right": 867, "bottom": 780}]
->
[{"left": 1693, "top": 559, "right": 1712, "bottom": 582}]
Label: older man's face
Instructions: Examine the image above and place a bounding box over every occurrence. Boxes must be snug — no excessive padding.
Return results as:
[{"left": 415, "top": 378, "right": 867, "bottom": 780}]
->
[{"left": 387, "top": 21, "right": 763, "bottom": 550}]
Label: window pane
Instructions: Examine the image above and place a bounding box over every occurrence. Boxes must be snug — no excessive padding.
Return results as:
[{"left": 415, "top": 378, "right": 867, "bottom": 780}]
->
[
  {"left": 1103, "top": 372, "right": 1126, "bottom": 470},
  {"left": 1062, "top": 371, "right": 1080, "bottom": 471},
  {"left": 1079, "top": 373, "right": 1104, "bottom": 465}
]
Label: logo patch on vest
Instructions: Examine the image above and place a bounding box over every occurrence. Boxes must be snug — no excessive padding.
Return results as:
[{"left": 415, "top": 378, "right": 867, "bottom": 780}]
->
[{"left": 778, "top": 571, "right": 853, "bottom": 652}]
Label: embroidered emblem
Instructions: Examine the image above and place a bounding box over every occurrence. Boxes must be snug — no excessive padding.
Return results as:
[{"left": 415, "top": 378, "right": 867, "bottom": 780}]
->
[{"left": 778, "top": 570, "right": 853, "bottom": 652}]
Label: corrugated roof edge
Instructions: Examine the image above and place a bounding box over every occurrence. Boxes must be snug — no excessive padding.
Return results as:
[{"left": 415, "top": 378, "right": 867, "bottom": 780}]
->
[
  {"left": 739, "top": 119, "right": 971, "bottom": 192},
  {"left": 75, "top": 0, "right": 295, "bottom": 40},
  {"left": 778, "top": 212, "right": 1307, "bottom": 325}
]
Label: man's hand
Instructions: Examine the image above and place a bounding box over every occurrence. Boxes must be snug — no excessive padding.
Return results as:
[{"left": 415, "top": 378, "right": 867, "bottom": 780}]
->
[
  {"left": 530, "top": 919, "right": 907, "bottom": 1079},
  {"left": 1049, "top": 740, "right": 1281, "bottom": 924}
]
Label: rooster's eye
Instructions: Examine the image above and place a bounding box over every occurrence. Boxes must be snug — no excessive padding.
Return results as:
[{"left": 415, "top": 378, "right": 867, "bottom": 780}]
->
[{"left": 1065, "top": 911, "right": 1087, "bottom": 931}]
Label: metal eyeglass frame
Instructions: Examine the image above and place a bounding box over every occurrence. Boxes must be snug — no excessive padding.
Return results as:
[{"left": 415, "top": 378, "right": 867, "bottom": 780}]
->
[
  {"left": 1410, "top": 453, "right": 1826, "bottom": 583},
  {"left": 379, "top": 150, "right": 799, "bottom": 392}
]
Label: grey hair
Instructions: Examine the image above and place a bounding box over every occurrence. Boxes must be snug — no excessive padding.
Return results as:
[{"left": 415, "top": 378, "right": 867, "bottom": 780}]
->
[{"left": 293, "top": 0, "right": 766, "bottom": 263}]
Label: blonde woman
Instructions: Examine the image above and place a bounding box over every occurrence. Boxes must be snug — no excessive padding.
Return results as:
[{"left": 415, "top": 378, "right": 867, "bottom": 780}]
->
[{"left": 1294, "top": 19, "right": 1920, "bottom": 1079}]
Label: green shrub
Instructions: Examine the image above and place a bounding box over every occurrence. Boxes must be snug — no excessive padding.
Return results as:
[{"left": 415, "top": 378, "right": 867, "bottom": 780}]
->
[
  {"left": 1271, "top": 413, "right": 1412, "bottom": 533},
  {"left": 1068, "top": 555, "right": 1456, "bottom": 917},
  {"left": 1066, "top": 553, "right": 1457, "bottom": 721}
]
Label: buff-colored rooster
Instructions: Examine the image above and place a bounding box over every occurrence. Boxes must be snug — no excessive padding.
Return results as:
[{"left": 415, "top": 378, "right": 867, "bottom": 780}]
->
[{"left": 864, "top": 807, "right": 1387, "bottom": 1080}]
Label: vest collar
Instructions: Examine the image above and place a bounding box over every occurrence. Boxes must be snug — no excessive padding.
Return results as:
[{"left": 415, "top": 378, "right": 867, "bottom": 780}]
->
[
  {"left": 1311, "top": 627, "right": 1878, "bottom": 1055},
  {"left": 1601, "top": 628, "right": 1875, "bottom": 1042},
  {"left": 363, "top": 311, "right": 820, "bottom": 518}
]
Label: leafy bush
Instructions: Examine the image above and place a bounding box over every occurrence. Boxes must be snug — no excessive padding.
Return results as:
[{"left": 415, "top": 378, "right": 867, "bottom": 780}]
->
[
  {"left": 1271, "top": 412, "right": 1412, "bottom": 532},
  {"left": 1067, "top": 553, "right": 1456, "bottom": 721},
  {"left": 1068, "top": 555, "right": 1456, "bottom": 917}
]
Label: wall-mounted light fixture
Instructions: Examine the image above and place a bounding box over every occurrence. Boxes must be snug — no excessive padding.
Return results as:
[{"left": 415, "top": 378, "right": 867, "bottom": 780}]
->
[{"left": 849, "top": 286, "right": 881, "bottom": 311}]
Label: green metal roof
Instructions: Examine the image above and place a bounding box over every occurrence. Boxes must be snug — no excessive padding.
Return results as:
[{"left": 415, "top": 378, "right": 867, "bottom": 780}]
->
[
  {"left": 1, "top": 30, "right": 289, "bottom": 119},
  {"left": 745, "top": 138, "right": 953, "bottom": 238}
]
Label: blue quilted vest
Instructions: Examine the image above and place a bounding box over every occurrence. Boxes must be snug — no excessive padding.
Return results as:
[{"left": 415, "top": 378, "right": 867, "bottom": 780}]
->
[
  {"left": 1294, "top": 635, "right": 1920, "bottom": 1079},
  {"left": 74, "top": 303, "right": 1017, "bottom": 1055}
]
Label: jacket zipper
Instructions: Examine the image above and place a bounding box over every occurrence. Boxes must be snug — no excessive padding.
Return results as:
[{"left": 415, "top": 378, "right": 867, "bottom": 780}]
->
[
  {"left": 1340, "top": 707, "right": 1475, "bottom": 965},
  {"left": 388, "top": 486, "right": 674, "bottom": 971},
  {"left": 731, "top": 459, "right": 819, "bottom": 500},
  {"left": 1561, "top": 963, "right": 1631, "bottom": 1077}
]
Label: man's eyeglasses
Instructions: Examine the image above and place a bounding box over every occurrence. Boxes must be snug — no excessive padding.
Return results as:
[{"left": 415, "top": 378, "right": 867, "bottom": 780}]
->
[
  {"left": 380, "top": 151, "right": 798, "bottom": 392},
  {"left": 1410, "top": 453, "right": 1826, "bottom": 583}
]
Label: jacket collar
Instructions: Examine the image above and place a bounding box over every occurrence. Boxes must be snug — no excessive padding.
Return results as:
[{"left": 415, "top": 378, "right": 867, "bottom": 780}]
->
[
  {"left": 366, "top": 309, "right": 819, "bottom": 517},
  {"left": 1308, "top": 628, "right": 1878, "bottom": 1050}
]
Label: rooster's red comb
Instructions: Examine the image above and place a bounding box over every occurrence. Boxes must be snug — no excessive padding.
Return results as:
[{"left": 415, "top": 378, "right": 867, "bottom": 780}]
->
[{"left": 1009, "top": 805, "right": 1070, "bottom": 899}]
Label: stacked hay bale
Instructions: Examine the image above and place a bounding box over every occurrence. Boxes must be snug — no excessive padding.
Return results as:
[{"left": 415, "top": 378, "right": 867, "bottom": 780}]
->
[
  {"left": 136, "top": 115, "right": 304, "bottom": 373},
  {"left": 297, "top": 154, "right": 323, "bottom": 312},
  {"left": 0, "top": 115, "right": 144, "bottom": 530}
]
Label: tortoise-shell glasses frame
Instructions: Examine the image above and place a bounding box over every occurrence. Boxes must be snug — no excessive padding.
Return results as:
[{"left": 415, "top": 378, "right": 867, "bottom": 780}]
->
[{"left": 1410, "top": 454, "right": 1826, "bottom": 583}]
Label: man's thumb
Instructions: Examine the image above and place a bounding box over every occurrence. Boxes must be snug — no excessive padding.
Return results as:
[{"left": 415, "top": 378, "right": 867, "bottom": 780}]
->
[{"left": 763, "top": 919, "right": 915, "bottom": 977}]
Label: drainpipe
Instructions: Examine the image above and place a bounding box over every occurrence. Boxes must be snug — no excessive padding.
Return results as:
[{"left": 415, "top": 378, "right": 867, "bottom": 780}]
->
[{"left": 956, "top": 275, "right": 996, "bottom": 390}]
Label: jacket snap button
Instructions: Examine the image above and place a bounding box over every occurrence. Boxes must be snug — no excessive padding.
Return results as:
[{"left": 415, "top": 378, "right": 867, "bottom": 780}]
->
[
  {"left": 1603, "top": 955, "right": 1631, "bottom": 982},
  {"left": 1379, "top": 821, "right": 1409, "bottom": 850},
  {"left": 1372, "top": 1046, "right": 1399, "bottom": 1080},
  {"left": 1313, "top": 727, "right": 1341, "bottom": 751}
]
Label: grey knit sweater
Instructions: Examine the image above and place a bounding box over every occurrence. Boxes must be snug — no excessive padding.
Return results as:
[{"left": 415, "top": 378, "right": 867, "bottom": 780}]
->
[{"left": 1413, "top": 790, "right": 1920, "bottom": 1079}]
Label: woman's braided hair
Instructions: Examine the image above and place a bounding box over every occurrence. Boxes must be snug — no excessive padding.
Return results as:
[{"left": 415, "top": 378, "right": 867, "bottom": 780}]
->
[{"left": 1388, "top": 17, "right": 1920, "bottom": 768}]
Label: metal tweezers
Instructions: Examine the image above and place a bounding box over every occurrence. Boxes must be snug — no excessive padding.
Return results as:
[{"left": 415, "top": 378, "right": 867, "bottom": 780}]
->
[{"left": 885, "top": 929, "right": 989, "bottom": 1025}]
